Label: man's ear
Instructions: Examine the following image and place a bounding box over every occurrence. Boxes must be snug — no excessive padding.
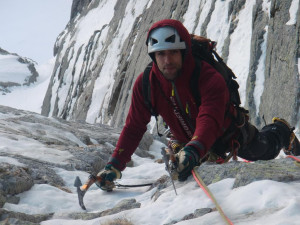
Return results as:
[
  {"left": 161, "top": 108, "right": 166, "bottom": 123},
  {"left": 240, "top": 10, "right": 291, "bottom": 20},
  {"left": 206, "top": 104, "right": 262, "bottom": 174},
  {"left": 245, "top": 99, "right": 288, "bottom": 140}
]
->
[{"left": 181, "top": 50, "right": 186, "bottom": 62}]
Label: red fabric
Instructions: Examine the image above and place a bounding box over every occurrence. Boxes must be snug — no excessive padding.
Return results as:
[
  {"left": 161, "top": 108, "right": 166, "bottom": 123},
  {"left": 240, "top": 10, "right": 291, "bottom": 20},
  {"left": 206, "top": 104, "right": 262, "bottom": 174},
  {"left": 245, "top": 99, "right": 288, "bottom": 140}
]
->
[{"left": 110, "top": 19, "right": 232, "bottom": 171}]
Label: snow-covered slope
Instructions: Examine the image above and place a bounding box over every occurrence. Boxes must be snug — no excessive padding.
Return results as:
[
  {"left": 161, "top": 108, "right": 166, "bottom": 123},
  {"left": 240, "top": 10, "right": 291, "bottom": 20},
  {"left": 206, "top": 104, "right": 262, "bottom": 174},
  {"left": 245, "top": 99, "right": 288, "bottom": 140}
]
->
[{"left": 1, "top": 106, "right": 300, "bottom": 225}]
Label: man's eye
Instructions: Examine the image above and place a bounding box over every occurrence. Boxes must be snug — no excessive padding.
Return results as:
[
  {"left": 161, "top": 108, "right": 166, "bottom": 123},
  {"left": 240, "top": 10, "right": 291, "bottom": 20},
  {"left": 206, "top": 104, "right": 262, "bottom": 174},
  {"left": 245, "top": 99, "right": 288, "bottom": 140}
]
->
[{"left": 171, "top": 50, "right": 179, "bottom": 54}]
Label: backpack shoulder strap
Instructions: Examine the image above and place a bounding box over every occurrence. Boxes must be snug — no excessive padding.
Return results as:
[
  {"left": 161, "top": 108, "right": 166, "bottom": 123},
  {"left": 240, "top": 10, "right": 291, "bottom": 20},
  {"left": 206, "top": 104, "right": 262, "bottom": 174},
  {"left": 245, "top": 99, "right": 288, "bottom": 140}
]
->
[
  {"left": 142, "top": 62, "right": 163, "bottom": 137},
  {"left": 142, "top": 62, "right": 158, "bottom": 117}
]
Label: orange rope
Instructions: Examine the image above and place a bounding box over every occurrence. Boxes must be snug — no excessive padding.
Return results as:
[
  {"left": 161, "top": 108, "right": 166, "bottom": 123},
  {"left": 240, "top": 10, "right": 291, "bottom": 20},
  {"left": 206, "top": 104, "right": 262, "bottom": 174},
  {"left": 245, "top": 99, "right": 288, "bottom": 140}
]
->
[
  {"left": 286, "top": 155, "right": 300, "bottom": 162},
  {"left": 286, "top": 155, "right": 300, "bottom": 167},
  {"left": 192, "top": 168, "right": 234, "bottom": 225}
]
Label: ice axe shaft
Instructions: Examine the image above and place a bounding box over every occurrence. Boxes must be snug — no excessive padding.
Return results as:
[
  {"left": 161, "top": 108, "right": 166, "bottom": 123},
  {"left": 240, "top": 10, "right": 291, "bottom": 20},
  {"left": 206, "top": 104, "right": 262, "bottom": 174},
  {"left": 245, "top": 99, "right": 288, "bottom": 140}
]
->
[
  {"left": 81, "top": 175, "right": 97, "bottom": 191},
  {"left": 161, "top": 147, "right": 178, "bottom": 195}
]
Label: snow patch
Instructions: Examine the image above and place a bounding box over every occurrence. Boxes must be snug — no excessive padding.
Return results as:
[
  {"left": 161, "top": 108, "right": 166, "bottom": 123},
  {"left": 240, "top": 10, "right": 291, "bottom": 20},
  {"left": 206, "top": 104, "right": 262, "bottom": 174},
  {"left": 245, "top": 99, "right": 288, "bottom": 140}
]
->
[
  {"left": 227, "top": 1, "right": 256, "bottom": 106},
  {"left": 206, "top": 0, "right": 232, "bottom": 54},
  {"left": 0, "top": 135, "right": 73, "bottom": 165},
  {"left": 262, "top": 0, "right": 271, "bottom": 18},
  {"left": 183, "top": 0, "right": 203, "bottom": 33},
  {"left": 194, "top": 0, "right": 213, "bottom": 35},
  {"left": 0, "top": 156, "right": 25, "bottom": 167},
  {"left": 87, "top": 0, "right": 150, "bottom": 123},
  {"left": 0, "top": 54, "right": 31, "bottom": 83},
  {"left": 286, "top": 0, "right": 299, "bottom": 25},
  {"left": 254, "top": 26, "right": 268, "bottom": 115}
]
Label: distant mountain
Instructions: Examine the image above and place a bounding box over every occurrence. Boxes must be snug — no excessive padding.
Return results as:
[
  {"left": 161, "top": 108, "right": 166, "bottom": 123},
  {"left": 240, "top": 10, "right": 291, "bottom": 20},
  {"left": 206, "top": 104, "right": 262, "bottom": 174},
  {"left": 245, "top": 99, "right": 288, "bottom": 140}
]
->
[{"left": 0, "top": 48, "right": 38, "bottom": 95}]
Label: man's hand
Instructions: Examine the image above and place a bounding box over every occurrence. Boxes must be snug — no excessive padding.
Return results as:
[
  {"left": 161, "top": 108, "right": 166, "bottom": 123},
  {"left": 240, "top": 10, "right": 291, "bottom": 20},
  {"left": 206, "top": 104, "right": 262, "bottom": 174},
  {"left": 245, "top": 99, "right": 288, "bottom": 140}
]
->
[
  {"left": 176, "top": 146, "right": 200, "bottom": 181},
  {"left": 96, "top": 164, "right": 122, "bottom": 191}
]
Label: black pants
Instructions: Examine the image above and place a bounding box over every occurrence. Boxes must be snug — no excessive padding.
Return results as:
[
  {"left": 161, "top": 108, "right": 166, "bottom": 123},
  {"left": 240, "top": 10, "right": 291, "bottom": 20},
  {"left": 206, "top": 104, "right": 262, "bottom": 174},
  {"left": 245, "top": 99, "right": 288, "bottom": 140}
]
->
[{"left": 237, "top": 121, "right": 290, "bottom": 161}]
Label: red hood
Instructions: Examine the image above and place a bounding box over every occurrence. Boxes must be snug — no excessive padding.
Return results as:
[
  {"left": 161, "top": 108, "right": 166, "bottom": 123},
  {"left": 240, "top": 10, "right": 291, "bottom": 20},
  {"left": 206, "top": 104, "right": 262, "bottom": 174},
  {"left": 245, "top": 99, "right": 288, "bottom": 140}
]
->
[{"left": 146, "top": 19, "right": 195, "bottom": 85}]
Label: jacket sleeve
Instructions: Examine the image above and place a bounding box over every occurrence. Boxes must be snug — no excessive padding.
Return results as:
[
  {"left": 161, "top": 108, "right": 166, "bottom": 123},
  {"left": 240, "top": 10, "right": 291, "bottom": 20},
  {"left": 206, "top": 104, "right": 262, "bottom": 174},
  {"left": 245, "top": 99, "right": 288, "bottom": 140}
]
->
[
  {"left": 108, "top": 73, "right": 152, "bottom": 171},
  {"left": 186, "top": 62, "right": 229, "bottom": 157}
]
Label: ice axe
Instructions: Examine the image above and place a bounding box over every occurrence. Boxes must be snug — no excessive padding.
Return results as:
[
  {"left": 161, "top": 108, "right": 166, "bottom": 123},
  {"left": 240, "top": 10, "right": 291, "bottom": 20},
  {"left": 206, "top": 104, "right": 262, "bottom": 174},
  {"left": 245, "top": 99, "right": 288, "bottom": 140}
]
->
[
  {"left": 74, "top": 175, "right": 97, "bottom": 210},
  {"left": 161, "top": 147, "right": 178, "bottom": 195},
  {"left": 74, "top": 175, "right": 153, "bottom": 210}
]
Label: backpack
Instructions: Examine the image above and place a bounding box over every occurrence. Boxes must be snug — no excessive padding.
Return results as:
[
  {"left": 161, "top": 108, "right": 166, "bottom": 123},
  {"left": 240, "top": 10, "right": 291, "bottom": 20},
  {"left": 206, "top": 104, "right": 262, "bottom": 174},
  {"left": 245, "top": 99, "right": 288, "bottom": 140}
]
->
[{"left": 142, "top": 34, "right": 242, "bottom": 137}]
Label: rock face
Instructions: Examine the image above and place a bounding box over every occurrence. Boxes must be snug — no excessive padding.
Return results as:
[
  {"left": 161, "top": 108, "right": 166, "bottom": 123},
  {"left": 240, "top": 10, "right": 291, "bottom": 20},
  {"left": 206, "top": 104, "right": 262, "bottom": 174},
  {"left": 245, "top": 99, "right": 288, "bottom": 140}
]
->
[
  {"left": 41, "top": 0, "right": 299, "bottom": 129},
  {"left": 196, "top": 158, "right": 300, "bottom": 188},
  {"left": 247, "top": 0, "right": 300, "bottom": 127},
  {"left": 70, "top": 0, "right": 93, "bottom": 20},
  {"left": 0, "top": 48, "right": 38, "bottom": 95}
]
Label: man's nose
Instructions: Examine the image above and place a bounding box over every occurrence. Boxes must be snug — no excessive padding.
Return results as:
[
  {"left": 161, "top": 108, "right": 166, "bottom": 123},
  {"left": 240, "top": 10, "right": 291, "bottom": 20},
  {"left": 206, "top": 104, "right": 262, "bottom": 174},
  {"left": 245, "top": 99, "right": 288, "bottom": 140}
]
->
[{"left": 164, "top": 54, "right": 172, "bottom": 63}]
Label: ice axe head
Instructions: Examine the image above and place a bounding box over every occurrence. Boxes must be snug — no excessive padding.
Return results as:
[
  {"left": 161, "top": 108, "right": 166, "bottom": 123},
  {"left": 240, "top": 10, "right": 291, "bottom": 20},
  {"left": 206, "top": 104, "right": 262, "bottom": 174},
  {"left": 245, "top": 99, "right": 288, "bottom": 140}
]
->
[{"left": 74, "top": 176, "right": 82, "bottom": 187}]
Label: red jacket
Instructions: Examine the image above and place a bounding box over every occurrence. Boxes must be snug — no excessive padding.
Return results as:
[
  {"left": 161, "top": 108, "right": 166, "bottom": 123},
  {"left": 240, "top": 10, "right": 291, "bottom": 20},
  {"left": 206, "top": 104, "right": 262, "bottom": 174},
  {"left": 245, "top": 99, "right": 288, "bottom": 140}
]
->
[{"left": 109, "top": 19, "right": 232, "bottom": 171}]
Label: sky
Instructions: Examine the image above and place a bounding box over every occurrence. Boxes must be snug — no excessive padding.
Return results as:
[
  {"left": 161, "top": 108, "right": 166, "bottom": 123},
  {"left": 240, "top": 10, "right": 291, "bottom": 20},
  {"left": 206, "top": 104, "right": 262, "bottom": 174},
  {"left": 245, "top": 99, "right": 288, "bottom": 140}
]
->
[
  {"left": 0, "top": 0, "right": 73, "bottom": 64},
  {"left": 0, "top": 0, "right": 72, "bottom": 113}
]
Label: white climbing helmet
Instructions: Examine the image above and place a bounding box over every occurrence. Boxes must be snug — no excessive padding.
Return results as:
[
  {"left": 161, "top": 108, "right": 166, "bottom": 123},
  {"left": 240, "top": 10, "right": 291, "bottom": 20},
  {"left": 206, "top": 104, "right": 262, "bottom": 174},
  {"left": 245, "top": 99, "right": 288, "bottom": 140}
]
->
[{"left": 147, "top": 26, "right": 186, "bottom": 53}]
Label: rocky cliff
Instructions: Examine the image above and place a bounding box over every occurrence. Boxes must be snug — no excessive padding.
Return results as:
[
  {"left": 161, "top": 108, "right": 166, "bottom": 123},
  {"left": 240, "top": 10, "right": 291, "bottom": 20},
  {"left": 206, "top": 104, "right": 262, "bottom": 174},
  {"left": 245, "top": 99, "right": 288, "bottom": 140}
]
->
[{"left": 41, "top": 0, "right": 300, "bottom": 129}]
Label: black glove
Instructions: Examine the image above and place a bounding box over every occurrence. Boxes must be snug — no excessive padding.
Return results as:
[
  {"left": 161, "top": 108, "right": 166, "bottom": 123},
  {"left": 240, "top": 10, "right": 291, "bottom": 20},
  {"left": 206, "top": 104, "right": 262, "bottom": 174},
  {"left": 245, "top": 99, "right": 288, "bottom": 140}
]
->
[
  {"left": 96, "top": 164, "right": 122, "bottom": 191},
  {"left": 176, "top": 146, "right": 200, "bottom": 181}
]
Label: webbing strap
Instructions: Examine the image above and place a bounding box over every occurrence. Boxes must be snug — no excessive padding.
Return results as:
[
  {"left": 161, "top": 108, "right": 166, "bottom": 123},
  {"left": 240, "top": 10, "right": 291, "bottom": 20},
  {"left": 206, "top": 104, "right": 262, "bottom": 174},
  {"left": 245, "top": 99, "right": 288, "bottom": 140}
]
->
[
  {"left": 192, "top": 168, "right": 234, "bottom": 225},
  {"left": 142, "top": 62, "right": 158, "bottom": 117}
]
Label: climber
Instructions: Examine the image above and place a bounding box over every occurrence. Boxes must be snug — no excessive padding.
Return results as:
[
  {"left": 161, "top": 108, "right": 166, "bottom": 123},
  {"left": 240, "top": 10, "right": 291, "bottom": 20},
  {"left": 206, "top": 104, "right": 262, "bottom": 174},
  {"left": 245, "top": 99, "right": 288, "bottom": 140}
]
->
[{"left": 96, "top": 19, "right": 300, "bottom": 189}]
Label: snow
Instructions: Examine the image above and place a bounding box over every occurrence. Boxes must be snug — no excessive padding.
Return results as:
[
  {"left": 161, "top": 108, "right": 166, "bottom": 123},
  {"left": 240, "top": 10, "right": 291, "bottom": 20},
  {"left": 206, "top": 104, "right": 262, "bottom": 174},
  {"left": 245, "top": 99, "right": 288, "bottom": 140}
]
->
[
  {"left": 2, "top": 140, "right": 300, "bottom": 225},
  {"left": 205, "top": 0, "right": 232, "bottom": 54},
  {"left": 183, "top": 0, "right": 203, "bottom": 33},
  {"left": 194, "top": 0, "right": 213, "bottom": 35},
  {"left": 0, "top": 54, "right": 31, "bottom": 83},
  {"left": 72, "top": 0, "right": 116, "bottom": 51},
  {"left": 227, "top": 1, "right": 256, "bottom": 106},
  {"left": 286, "top": 0, "right": 300, "bottom": 25},
  {"left": 0, "top": 134, "right": 73, "bottom": 165},
  {"left": 0, "top": 156, "right": 25, "bottom": 167},
  {"left": 253, "top": 26, "right": 268, "bottom": 116},
  {"left": 262, "top": 0, "right": 271, "bottom": 17}
]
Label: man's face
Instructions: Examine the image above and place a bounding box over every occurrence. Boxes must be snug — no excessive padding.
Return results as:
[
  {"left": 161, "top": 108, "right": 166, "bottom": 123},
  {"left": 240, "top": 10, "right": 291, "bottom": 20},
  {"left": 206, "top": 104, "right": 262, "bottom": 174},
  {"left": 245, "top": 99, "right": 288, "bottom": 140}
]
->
[{"left": 154, "top": 49, "right": 183, "bottom": 80}]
